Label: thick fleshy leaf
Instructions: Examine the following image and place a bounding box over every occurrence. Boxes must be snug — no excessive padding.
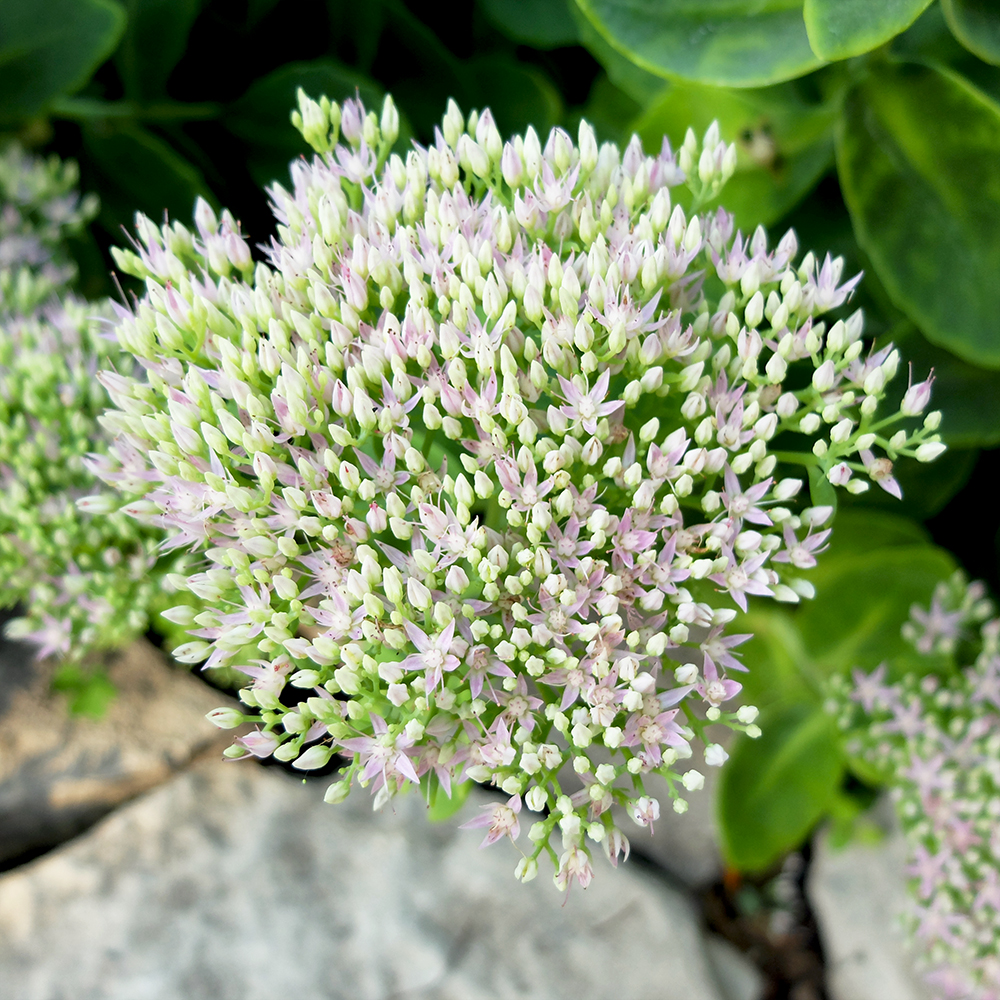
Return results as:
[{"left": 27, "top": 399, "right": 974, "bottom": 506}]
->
[
  {"left": 225, "top": 60, "right": 384, "bottom": 188},
  {"left": 821, "top": 508, "right": 930, "bottom": 555},
  {"left": 737, "top": 513, "right": 942, "bottom": 707},
  {"left": 425, "top": 775, "right": 473, "bottom": 822},
  {"left": 0, "top": 0, "right": 125, "bottom": 118},
  {"left": 797, "top": 545, "right": 957, "bottom": 676},
  {"left": 53, "top": 663, "right": 118, "bottom": 718},
  {"left": 891, "top": 1, "right": 967, "bottom": 61},
  {"left": 634, "top": 81, "right": 835, "bottom": 228},
  {"left": 837, "top": 61, "right": 1000, "bottom": 368},
  {"left": 573, "top": 0, "right": 823, "bottom": 88},
  {"left": 732, "top": 608, "right": 814, "bottom": 710},
  {"left": 807, "top": 464, "right": 837, "bottom": 511},
  {"left": 571, "top": 0, "right": 667, "bottom": 104},
  {"left": 82, "top": 122, "right": 212, "bottom": 231},
  {"left": 943, "top": 0, "right": 1000, "bottom": 65},
  {"left": 479, "top": 0, "right": 579, "bottom": 48},
  {"left": 246, "top": 0, "right": 281, "bottom": 28},
  {"left": 718, "top": 702, "right": 844, "bottom": 872},
  {"left": 804, "top": 0, "right": 934, "bottom": 60},
  {"left": 581, "top": 74, "right": 643, "bottom": 144},
  {"left": 114, "top": 0, "right": 203, "bottom": 100}
]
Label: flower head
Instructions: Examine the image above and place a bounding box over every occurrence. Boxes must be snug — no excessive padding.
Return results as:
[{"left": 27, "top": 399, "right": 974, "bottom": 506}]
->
[
  {"left": 835, "top": 575, "right": 1000, "bottom": 998},
  {"left": 0, "top": 144, "right": 182, "bottom": 666},
  {"left": 93, "top": 91, "right": 937, "bottom": 889}
]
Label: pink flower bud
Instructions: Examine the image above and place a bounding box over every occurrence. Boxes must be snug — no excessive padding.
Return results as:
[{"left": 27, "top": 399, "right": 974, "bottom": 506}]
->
[
  {"left": 827, "top": 462, "right": 852, "bottom": 486},
  {"left": 901, "top": 375, "right": 934, "bottom": 416}
]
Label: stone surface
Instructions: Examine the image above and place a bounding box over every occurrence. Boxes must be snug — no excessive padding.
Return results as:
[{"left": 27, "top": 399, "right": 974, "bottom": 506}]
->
[
  {"left": 807, "top": 801, "right": 934, "bottom": 1000},
  {"left": 555, "top": 729, "right": 728, "bottom": 889},
  {"left": 0, "top": 758, "right": 736, "bottom": 1000},
  {"left": 634, "top": 761, "right": 725, "bottom": 888},
  {"left": 705, "top": 936, "right": 767, "bottom": 1000},
  {"left": 0, "top": 634, "right": 231, "bottom": 866}
]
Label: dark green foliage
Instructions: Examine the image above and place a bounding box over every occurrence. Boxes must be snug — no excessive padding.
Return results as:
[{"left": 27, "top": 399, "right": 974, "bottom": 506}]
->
[
  {"left": 718, "top": 702, "right": 843, "bottom": 873},
  {"left": 0, "top": 0, "right": 124, "bottom": 118},
  {"left": 837, "top": 62, "right": 1000, "bottom": 368}
]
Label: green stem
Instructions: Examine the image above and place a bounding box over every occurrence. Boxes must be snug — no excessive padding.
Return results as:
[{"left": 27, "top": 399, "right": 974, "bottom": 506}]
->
[{"left": 772, "top": 450, "right": 820, "bottom": 467}]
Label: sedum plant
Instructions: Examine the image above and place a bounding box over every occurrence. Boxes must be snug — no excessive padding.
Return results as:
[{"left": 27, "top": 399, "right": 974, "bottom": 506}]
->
[
  {"left": 95, "top": 91, "right": 942, "bottom": 889},
  {"left": 0, "top": 143, "right": 182, "bottom": 681},
  {"left": 833, "top": 576, "right": 1000, "bottom": 1000}
]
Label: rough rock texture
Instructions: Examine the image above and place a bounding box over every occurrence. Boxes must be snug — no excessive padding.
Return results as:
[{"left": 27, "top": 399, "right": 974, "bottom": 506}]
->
[
  {"left": 705, "top": 936, "right": 767, "bottom": 1000},
  {"left": 0, "top": 635, "right": 230, "bottom": 866},
  {"left": 0, "top": 759, "right": 738, "bottom": 1000},
  {"left": 808, "top": 803, "right": 934, "bottom": 1000}
]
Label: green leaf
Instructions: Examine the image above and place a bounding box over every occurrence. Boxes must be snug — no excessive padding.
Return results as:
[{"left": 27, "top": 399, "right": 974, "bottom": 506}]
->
[
  {"left": 825, "top": 786, "right": 885, "bottom": 850},
  {"left": 836, "top": 61, "right": 1000, "bottom": 368},
  {"left": 426, "top": 775, "right": 473, "bottom": 822},
  {"left": 579, "top": 74, "right": 643, "bottom": 144},
  {"left": 52, "top": 663, "right": 118, "bottom": 718},
  {"left": 246, "top": 0, "right": 282, "bottom": 28},
  {"left": 797, "top": 545, "right": 957, "bottom": 677},
  {"left": 82, "top": 122, "right": 212, "bottom": 231},
  {"left": 891, "top": 2, "right": 968, "bottom": 62},
  {"left": 718, "top": 702, "right": 844, "bottom": 872},
  {"left": 943, "top": 0, "right": 1000, "bottom": 65},
  {"left": 807, "top": 463, "right": 838, "bottom": 510},
  {"left": 570, "top": 0, "right": 667, "bottom": 104},
  {"left": 224, "top": 59, "right": 385, "bottom": 188},
  {"left": 822, "top": 508, "right": 930, "bottom": 555},
  {"left": 734, "top": 607, "right": 816, "bottom": 709},
  {"left": 633, "top": 80, "right": 835, "bottom": 228},
  {"left": 803, "top": 0, "right": 934, "bottom": 60},
  {"left": 114, "top": 0, "right": 203, "bottom": 100},
  {"left": 0, "top": 0, "right": 125, "bottom": 119},
  {"left": 736, "top": 523, "right": 956, "bottom": 733},
  {"left": 737, "top": 512, "right": 937, "bottom": 706},
  {"left": 573, "top": 0, "right": 824, "bottom": 89},
  {"left": 479, "top": 0, "right": 579, "bottom": 49}
]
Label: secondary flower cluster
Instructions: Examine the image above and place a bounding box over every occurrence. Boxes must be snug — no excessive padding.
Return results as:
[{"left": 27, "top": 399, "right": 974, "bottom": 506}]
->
[
  {"left": 832, "top": 576, "right": 1000, "bottom": 1000},
  {"left": 0, "top": 144, "right": 179, "bottom": 663},
  {"left": 0, "top": 144, "right": 96, "bottom": 316},
  {"left": 96, "top": 92, "right": 940, "bottom": 889}
]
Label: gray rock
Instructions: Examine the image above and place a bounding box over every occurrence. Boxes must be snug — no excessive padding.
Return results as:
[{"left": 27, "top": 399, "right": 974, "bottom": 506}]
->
[
  {"left": 633, "top": 760, "right": 724, "bottom": 887},
  {"left": 807, "top": 801, "right": 934, "bottom": 1000},
  {"left": 0, "top": 758, "right": 733, "bottom": 1000},
  {"left": 556, "top": 730, "right": 730, "bottom": 889},
  {"left": 629, "top": 725, "right": 735, "bottom": 887},
  {"left": 0, "top": 637, "right": 230, "bottom": 866},
  {"left": 705, "top": 936, "right": 766, "bottom": 1000}
]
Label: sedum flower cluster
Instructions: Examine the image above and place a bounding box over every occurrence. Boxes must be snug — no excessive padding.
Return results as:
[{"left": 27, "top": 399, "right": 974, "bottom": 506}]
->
[
  {"left": 0, "top": 144, "right": 178, "bottom": 662},
  {"left": 96, "top": 92, "right": 941, "bottom": 889},
  {"left": 832, "top": 576, "right": 1000, "bottom": 1000}
]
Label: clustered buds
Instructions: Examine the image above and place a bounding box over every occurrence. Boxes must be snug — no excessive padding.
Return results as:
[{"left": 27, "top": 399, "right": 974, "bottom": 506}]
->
[
  {"left": 96, "top": 92, "right": 937, "bottom": 889},
  {"left": 0, "top": 144, "right": 182, "bottom": 661},
  {"left": 832, "top": 576, "right": 1000, "bottom": 1000}
]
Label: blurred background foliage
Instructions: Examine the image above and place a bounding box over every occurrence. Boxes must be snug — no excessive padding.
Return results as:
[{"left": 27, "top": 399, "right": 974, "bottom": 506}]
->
[{"left": 3, "top": 0, "right": 1000, "bottom": 873}]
